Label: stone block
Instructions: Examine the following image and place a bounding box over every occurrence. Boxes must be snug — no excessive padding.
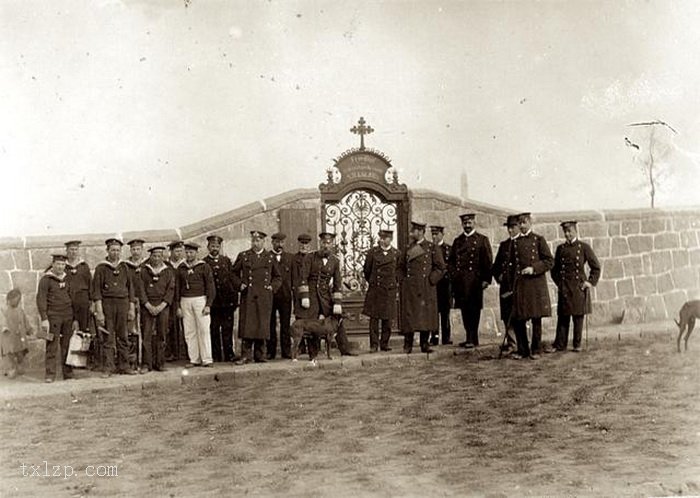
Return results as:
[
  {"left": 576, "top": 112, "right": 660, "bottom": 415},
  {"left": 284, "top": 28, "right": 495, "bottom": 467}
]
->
[
  {"left": 690, "top": 248, "right": 700, "bottom": 267},
  {"left": 10, "top": 271, "right": 38, "bottom": 294},
  {"left": 672, "top": 216, "right": 692, "bottom": 231},
  {"left": 644, "top": 294, "right": 667, "bottom": 320},
  {"left": 589, "top": 302, "right": 611, "bottom": 326},
  {"left": 651, "top": 251, "right": 673, "bottom": 274},
  {"left": 672, "top": 250, "right": 689, "bottom": 269},
  {"left": 622, "top": 255, "right": 643, "bottom": 277},
  {"left": 642, "top": 254, "right": 653, "bottom": 274},
  {"left": 681, "top": 230, "right": 699, "bottom": 248},
  {"left": 663, "top": 290, "right": 688, "bottom": 317},
  {"left": 654, "top": 233, "right": 680, "bottom": 250},
  {"left": 621, "top": 220, "right": 640, "bottom": 235},
  {"left": 611, "top": 237, "right": 630, "bottom": 257},
  {"left": 0, "top": 251, "right": 15, "bottom": 271},
  {"left": 603, "top": 259, "right": 624, "bottom": 279},
  {"left": 621, "top": 296, "right": 645, "bottom": 323},
  {"left": 657, "top": 272, "right": 674, "bottom": 294},
  {"left": 671, "top": 268, "right": 696, "bottom": 290},
  {"left": 0, "top": 272, "right": 13, "bottom": 293},
  {"left": 628, "top": 235, "right": 653, "bottom": 254},
  {"left": 12, "top": 250, "right": 31, "bottom": 270},
  {"left": 593, "top": 280, "right": 616, "bottom": 301},
  {"left": 688, "top": 288, "right": 700, "bottom": 301},
  {"left": 592, "top": 237, "right": 610, "bottom": 258},
  {"left": 578, "top": 221, "right": 608, "bottom": 238},
  {"left": 616, "top": 278, "right": 634, "bottom": 297},
  {"left": 608, "top": 298, "right": 626, "bottom": 323},
  {"left": 29, "top": 249, "right": 55, "bottom": 272},
  {"left": 641, "top": 217, "right": 666, "bottom": 234},
  {"left": 607, "top": 222, "right": 621, "bottom": 237},
  {"left": 634, "top": 275, "right": 656, "bottom": 295}
]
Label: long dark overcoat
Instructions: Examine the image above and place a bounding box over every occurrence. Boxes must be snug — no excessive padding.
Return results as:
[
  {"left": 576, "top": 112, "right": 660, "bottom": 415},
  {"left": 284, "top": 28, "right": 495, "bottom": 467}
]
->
[
  {"left": 232, "top": 249, "right": 281, "bottom": 339},
  {"left": 361, "top": 245, "right": 400, "bottom": 320},
  {"left": 400, "top": 239, "right": 446, "bottom": 333},
  {"left": 551, "top": 240, "right": 601, "bottom": 316},
  {"left": 512, "top": 232, "right": 554, "bottom": 319}
]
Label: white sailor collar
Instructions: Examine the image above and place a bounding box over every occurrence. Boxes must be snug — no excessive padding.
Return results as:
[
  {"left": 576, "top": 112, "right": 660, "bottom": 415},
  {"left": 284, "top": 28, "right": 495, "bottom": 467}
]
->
[
  {"left": 183, "top": 260, "right": 206, "bottom": 269},
  {"left": 44, "top": 269, "right": 67, "bottom": 282},
  {"left": 145, "top": 263, "right": 168, "bottom": 275},
  {"left": 96, "top": 259, "right": 126, "bottom": 270},
  {"left": 123, "top": 258, "right": 145, "bottom": 268},
  {"left": 464, "top": 230, "right": 476, "bottom": 237}
]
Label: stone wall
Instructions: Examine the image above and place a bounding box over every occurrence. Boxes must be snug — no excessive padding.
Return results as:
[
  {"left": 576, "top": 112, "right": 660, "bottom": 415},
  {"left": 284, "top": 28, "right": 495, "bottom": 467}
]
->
[
  {"left": 533, "top": 208, "right": 700, "bottom": 326},
  {"left": 1, "top": 187, "right": 698, "bottom": 334}
]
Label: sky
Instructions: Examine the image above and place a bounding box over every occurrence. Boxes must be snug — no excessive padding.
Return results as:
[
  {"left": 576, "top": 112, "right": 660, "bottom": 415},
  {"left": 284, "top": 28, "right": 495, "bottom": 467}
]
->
[{"left": 1, "top": 0, "right": 699, "bottom": 237}]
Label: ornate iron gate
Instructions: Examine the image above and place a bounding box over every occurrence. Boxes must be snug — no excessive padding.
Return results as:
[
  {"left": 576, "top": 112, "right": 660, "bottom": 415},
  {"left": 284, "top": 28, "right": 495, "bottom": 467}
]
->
[{"left": 324, "top": 189, "right": 398, "bottom": 298}]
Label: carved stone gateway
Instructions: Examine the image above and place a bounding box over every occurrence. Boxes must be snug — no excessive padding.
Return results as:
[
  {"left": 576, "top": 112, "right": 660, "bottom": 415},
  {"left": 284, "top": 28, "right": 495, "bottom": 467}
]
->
[{"left": 319, "top": 118, "right": 409, "bottom": 333}]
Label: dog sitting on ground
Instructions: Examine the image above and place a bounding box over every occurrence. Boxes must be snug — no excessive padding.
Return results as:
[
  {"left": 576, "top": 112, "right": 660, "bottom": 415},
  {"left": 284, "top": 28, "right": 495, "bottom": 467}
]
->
[
  {"left": 290, "top": 315, "right": 344, "bottom": 361},
  {"left": 675, "top": 300, "right": 700, "bottom": 353}
]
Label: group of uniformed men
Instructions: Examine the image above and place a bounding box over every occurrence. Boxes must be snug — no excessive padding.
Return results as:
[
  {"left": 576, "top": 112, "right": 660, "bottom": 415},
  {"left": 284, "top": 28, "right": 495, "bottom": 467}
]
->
[{"left": 36, "top": 211, "right": 601, "bottom": 382}]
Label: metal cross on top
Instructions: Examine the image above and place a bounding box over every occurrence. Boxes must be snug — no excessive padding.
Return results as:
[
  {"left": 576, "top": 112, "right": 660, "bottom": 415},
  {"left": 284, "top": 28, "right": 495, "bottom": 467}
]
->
[{"left": 350, "top": 117, "right": 374, "bottom": 150}]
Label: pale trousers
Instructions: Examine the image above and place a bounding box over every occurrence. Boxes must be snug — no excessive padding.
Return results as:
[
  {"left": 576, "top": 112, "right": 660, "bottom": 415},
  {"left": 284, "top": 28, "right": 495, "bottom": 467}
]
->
[{"left": 180, "top": 296, "right": 213, "bottom": 365}]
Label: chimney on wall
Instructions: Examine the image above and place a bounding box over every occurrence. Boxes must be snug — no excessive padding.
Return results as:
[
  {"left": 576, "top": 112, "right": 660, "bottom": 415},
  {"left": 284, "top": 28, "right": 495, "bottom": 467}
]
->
[{"left": 460, "top": 169, "right": 469, "bottom": 200}]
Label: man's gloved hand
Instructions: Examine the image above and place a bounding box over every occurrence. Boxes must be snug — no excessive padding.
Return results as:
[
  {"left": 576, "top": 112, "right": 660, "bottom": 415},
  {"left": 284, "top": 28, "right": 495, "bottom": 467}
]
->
[
  {"left": 72, "top": 320, "right": 79, "bottom": 331},
  {"left": 301, "top": 298, "right": 310, "bottom": 309},
  {"left": 41, "top": 320, "right": 50, "bottom": 335},
  {"left": 95, "top": 311, "right": 105, "bottom": 327},
  {"left": 332, "top": 304, "right": 342, "bottom": 315},
  {"left": 176, "top": 308, "right": 183, "bottom": 319}
]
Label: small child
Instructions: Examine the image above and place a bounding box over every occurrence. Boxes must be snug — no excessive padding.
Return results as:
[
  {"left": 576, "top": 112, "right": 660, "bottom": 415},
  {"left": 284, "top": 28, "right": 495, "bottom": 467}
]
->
[{"left": 1, "top": 289, "right": 34, "bottom": 378}]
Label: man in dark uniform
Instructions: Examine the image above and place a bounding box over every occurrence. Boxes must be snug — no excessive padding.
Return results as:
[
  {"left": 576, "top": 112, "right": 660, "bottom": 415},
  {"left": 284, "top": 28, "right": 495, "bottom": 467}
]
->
[
  {"left": 165, "top": 240, "right": 186, "bottom": 361},
  {"left": 268, "top": 233, "right": 294, "bottom": 359},
  {"left": 492, "top": 215, "right": 520, "bottom": 354},
  {"left": 124, "top": 239, "right": 146, "bottom": 369},
  {"left": 399, "top": 222, "right": 446, "bottom": 354},
  {"left": 430, "top": 226, "right": 453, "bottom": 345},
  {"left": 549, "top": 221, "right": 601, "bottom": 352},
  {"left": 292, "top": 233, "right": 313, "bottom": 354},
  {"left": 297, "top": 232, "right": 355, "bottom": 357},
  {"left": 63, "top": 240, "right": 96, "bottom": 369},
  {"left": 232, "top": 231, "right": 282, "bottom": 364},
  {"left": 362, "top": 229, "right": 399, "bottom": 352},
  {"left": 511, "top": 213, "right": 554, "bottom": 360},
  {"left": 203, "top": 235, "right": 239, "bottom": 362},
  {"left": 448, "top": 213, "right": 493, "bottom": 348},
  {"left": 37, "top": 254, "right": 75, "bottom": 382},
  {"left": 138, "top": 246, "right": 175, "bottom": 372},
  {"left": 63, "top": 240, "right": 91, "bottom": 332},
  {"left": 292, "top": 233, "right": 313, "bottom": 317},
  {"left": 92, "top": 238, "right": 137, "bottom": 376}
]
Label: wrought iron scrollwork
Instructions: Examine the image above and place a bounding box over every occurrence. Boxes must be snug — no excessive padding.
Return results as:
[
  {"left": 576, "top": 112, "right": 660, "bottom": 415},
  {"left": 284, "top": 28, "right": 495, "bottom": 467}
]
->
[{"left": 325, "top": 190, "right": 397, "bottom": 296}]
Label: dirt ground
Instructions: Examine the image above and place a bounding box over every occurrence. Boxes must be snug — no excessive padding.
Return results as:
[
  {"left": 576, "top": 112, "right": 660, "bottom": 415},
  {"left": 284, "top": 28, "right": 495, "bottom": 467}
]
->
[{"left": 1, "top": 331, "right": 699, "bottom": 497}]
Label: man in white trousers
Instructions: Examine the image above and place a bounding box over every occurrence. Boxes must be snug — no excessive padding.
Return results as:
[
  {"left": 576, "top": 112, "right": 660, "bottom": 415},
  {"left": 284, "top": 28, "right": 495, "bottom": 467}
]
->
[{"left": 176, "top": 242, "right": 216, "bottom": 367}]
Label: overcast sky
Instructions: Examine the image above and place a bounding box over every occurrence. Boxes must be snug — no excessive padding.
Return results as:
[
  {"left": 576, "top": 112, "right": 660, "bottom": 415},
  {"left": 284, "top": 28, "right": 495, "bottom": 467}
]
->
[{"left": 1, "top": 0, "right": 699, "bottom": 237}]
